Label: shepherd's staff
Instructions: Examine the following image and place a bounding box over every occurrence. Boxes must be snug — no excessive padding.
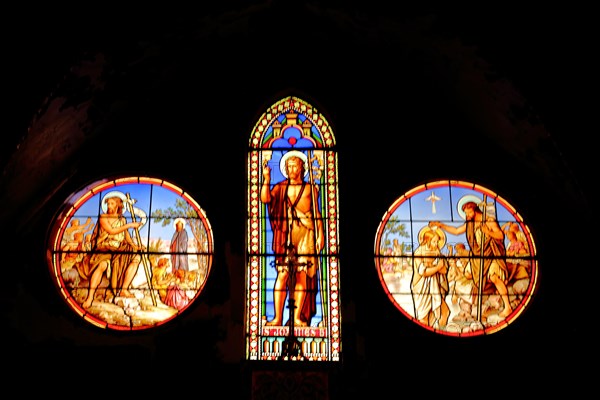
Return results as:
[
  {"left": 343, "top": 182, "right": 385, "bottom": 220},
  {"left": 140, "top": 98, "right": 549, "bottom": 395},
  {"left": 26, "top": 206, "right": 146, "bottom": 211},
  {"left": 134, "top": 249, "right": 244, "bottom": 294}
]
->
[
  {"left": 125, "top": 193, "right": 157, "bottom": 306},
  {"left": 476, "top": 195, "right": 487, "bottom": 322},
  {"left": 308, "top": 150, "right": 327, "bottom": 327}
]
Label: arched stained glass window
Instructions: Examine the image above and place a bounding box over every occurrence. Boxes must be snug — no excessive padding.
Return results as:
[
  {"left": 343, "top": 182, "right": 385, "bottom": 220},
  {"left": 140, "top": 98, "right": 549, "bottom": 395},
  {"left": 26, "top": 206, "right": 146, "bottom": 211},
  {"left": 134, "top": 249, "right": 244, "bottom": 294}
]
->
[
  {"left": 374, "top": 180, "right": 538, "bottom": 337},
  {"left": 246, "top": 96, "right": 341, "bottom": 361},
  {"left": 46, "top": 177, "right": 214, "bottom": 330}
]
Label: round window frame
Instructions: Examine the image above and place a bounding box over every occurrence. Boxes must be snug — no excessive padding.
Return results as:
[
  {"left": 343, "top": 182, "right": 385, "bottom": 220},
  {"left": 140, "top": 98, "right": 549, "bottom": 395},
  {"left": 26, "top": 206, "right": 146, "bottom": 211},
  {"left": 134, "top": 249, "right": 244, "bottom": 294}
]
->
[
  {"left": 46, "top": 176, "right": 214, "bottom": 331},
  {"left": 374, "top": 180, "right": 538, "bottom": 337}
]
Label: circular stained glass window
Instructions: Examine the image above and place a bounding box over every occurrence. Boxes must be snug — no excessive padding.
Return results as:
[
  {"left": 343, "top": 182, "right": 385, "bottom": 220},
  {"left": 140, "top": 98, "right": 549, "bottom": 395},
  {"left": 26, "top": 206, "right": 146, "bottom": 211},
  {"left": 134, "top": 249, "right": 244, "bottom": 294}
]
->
[
  {"left": 374, "top": 180, "right": 538, "bottom": 337},
  {"left": 46, "top": 177, "right": 213, "bottom": 330}
]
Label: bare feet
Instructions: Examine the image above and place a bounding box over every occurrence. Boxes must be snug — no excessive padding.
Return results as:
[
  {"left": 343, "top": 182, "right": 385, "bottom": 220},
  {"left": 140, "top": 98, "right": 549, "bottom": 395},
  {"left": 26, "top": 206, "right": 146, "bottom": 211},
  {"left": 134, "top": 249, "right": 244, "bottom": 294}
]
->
[
  {"left": 120, "top": 290, "right": 135, "bottom": 298},
  {"left": 82, "top": 299, "right": 93, "bottom": 309},
  {"left": 499, "top": 307, "right": 512, "bottom": 318},
  {"left": 265, "top": 319, "right": 307, "bottom": 327}
]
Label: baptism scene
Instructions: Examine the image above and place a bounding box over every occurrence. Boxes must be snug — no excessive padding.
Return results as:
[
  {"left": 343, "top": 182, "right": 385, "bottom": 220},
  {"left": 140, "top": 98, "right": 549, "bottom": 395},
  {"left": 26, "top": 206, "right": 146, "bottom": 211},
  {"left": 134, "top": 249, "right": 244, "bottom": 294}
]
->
[{"left": 375, "top": 181, "right": 537, "bottom": 336}]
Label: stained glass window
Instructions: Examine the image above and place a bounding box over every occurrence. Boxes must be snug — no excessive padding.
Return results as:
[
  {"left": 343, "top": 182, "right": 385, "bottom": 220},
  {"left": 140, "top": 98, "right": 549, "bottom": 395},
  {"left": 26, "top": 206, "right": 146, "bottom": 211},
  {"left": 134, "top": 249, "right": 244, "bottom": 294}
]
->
[
  {"left": 46, "top": 177, "right": 213, "bottom": 330},
  {"left": 246, "top": 96, "right": 341, "bottom": 361},
  {"left": 374, "top": 180, "right": 538, "bottom": 337}
]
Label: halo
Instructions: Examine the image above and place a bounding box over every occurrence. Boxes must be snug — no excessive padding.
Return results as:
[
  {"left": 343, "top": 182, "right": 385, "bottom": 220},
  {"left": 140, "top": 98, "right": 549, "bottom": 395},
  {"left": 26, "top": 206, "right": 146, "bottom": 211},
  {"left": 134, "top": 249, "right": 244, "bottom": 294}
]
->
[
  {"left": 418, "top": 226, "right": 447, "bottom": 249},
  {"left": 457, "top": 194, "right": 482, "bottom": 220},
  {"left": 101, "top": 191, "right": 128, "bottom": 213},
  {"left": 279, "top": 150, "right": 309, "bottom": 179},
  {"left": 173, "top": 218, "right": 186, "bottom": 229}
]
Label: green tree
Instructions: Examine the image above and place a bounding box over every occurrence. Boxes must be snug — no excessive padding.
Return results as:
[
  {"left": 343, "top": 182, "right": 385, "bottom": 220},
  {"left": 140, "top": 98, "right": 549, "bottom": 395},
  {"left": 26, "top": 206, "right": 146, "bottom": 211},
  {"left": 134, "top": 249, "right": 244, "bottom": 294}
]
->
[
  {"left": 382, "top": 216, "right": 409, "bottom": 252},
  {"left": 153, "top": 198, "right": 210, "bottom": 276}
]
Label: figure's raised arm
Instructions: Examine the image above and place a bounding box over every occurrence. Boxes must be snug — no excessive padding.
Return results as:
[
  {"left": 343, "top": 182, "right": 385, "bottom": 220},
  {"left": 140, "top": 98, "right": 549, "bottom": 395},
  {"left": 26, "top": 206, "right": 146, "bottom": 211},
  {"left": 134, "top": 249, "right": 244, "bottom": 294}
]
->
[
  {"left": 260, "top": 161, "right": 272, "bottom": 203},
  {"left": 429, "top": 220, "right": 466, "bottom": 236}
]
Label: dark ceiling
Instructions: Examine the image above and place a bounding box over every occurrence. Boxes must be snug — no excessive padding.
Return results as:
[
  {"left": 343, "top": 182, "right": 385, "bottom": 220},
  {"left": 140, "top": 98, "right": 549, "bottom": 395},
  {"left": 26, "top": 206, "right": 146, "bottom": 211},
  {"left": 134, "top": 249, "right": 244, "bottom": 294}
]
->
[{"left": 4, "top": 3, "right": 593, "bottom": 195}]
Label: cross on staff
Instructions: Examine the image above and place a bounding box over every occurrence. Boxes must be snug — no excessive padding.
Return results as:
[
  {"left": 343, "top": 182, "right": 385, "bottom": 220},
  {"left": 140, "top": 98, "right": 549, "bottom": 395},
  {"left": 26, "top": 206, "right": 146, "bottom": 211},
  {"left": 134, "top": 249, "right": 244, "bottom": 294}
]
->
[{"left": 125, "top": 193, "right": 157, "bottom": 306}]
